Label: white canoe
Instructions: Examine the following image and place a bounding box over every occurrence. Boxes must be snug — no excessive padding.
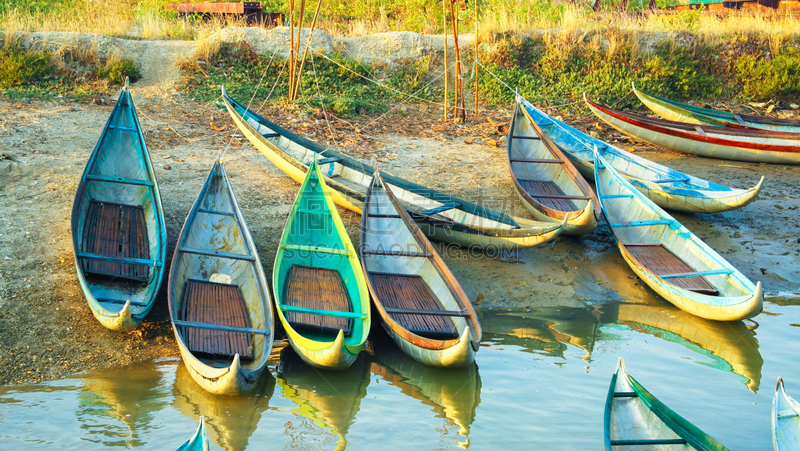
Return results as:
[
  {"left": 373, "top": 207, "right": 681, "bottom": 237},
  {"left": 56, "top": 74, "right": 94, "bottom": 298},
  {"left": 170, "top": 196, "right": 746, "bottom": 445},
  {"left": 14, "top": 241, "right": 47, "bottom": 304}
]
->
[{"left": 774, "top": 377, "right": 800, "bottom": 450}]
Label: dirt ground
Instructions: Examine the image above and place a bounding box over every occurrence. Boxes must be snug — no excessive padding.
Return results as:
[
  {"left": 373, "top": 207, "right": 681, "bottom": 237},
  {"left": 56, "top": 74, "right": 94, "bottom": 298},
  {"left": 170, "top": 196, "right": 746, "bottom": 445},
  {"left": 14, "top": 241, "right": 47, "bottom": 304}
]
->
[{"left": 2, "top": 68, "right": 800, "bottom": 387}]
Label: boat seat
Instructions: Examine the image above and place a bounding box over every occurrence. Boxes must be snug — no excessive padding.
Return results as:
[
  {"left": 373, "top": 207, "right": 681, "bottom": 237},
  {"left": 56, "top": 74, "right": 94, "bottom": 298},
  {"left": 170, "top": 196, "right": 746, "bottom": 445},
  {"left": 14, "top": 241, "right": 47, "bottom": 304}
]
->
[
  {"left": 82, "top": 201, "right": 150, "bottom": 283},
  {"left": 283, "top": 265, "right": 354, "bottom": 336},
  {"left": 518, "top": 180, "right": 581, "bottom": 211},
  {"left": 419, "top": 202, "right": 460, "bottom": 217},
  {"left": 180, "top": 279, "right": 253, "bottom": 360},
  {"left": 625, "top": 244, "right": 719, "bottom": 295},
  {"left": 368, "top": 272, "right": 458, "bottom": 339}
]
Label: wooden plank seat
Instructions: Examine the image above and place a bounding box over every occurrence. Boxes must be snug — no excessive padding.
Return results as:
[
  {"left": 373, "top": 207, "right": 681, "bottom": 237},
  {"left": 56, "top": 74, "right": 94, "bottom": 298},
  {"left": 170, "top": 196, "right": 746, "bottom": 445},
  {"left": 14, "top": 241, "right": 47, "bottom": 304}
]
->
[
  {"left": 283, "top": 265, "right": 354, "bottom": 335},
  {"left": 518, "top": 180, "right": 582, "bottom": 212},
  {"left": 82, "top": 201, "right": 150, "bottom": 283},
  {"left": 625, "top": 244, "right": 719, "bottom": 295},
  {"left": 369, "top": 272, "right": 459, "bottom": 339},
  {"left": 180, "top": 279, "right": 253, "bottom": 360}
]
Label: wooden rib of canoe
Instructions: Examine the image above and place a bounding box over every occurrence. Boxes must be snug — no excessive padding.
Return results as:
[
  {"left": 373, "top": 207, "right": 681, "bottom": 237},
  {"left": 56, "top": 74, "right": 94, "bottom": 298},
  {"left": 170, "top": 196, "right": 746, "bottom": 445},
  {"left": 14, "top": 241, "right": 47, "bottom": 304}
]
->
[
  {"left": 507, "top": 95, "right": 600, "bottom": 235},
  {"left": 633, "top": 85, "right": 800, "bottom": 133},
  {"left": 605, "top": 358, "right": 729, "bottom": 451},
  {"left": 586, "top": 96, "right": 800, "bottom": 164},
  {"left": 221, "top": 88, "right": 564, "bottom": 250},
  {"left": 274, "top": 160, "right": 370, "bottom": 370},
  {"left": 519, "top": 96, "right": 763, "bottom": 214},
  {"left": 71, "top": 82, "right": 167, "bottom": 332},
  {"left": 774, "top": 377, "right": 800, "bottom": 450},
  {"left": 593, "top": 148, "right": 763, "bottom": 321},
  {"left": 176, "top": 417, "right": 209, "bottom": 451},
  {"left": 360, "top": 170, "right": 481, "bottom": 367},
  {"left": 168, "top": 160, "right": 273, "bottom": 395}
]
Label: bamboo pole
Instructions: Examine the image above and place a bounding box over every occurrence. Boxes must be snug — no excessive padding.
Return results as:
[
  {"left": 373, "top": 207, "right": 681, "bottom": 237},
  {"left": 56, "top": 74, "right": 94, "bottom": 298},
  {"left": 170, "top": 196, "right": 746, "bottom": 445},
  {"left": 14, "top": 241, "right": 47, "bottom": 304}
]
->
[
  {"left": 474, "top": 0, "right": 479, "bottom": 115},
  {"left": 292, "top": 0, "right": 323, "bottom": 100},
  {"left": 288, "top": 0, "right": 295, "bottom": 99},
  {"left": 449, "top": 0, "right": 465, "bottom": 122},
  {"left": 443, "top": 0, "right": 448, "bottom": 122}
]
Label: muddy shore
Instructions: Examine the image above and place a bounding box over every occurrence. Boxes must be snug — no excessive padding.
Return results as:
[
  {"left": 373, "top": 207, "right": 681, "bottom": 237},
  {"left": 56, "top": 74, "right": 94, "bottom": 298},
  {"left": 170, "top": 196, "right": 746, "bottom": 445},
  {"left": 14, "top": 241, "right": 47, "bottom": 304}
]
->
[{"left": 1, "top": 88, "right": 799, "bottom": 386}]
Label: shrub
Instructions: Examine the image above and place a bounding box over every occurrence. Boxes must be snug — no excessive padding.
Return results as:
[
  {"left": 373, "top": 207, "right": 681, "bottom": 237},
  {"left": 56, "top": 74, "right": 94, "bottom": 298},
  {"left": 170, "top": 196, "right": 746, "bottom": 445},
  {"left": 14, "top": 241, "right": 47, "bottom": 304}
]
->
[
  {"left": 97, "top": 58, "right": 141, "bottom": 85},
  {"left": 735, "top": 48, "right": 800, "bottom": 100},
  {"left": 0, "top": 43, "right": 51, "bottom": 88}
]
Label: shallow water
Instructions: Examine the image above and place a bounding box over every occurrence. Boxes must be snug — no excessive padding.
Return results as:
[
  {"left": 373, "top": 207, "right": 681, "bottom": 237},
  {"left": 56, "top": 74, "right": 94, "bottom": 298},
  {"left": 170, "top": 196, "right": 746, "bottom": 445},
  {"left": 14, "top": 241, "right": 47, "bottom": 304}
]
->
[{"left": 2, "top": 297, "right": 799, "bottom": 450}]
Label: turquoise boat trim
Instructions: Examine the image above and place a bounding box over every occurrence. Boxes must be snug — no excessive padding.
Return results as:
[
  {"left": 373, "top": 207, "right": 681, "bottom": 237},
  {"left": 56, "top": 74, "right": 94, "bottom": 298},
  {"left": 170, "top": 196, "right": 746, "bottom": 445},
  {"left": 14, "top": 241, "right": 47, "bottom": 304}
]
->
[{"left": 278, "top": 305, "right": 368, "bottom": 319}]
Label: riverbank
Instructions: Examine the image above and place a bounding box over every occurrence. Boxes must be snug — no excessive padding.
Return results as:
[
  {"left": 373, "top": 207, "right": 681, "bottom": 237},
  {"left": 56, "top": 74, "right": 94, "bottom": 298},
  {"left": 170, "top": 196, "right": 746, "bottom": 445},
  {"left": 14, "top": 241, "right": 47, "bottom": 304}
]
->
[{"left": 1, "top": 88, "right": 799, "bottom": 385}]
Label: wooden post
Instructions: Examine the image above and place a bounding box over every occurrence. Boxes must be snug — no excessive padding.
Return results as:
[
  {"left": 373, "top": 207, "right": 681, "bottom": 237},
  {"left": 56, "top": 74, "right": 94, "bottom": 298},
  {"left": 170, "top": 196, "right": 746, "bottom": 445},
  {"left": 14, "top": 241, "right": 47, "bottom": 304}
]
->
[
  {"left": 474, "top": 0, "right": 479, "bottom": 116},
  {"left": 443, "top": 0, "right": 448, "bottom": 122},
  {"left": 449, "top": 0, "right": 465, "bottom": 122},
  {"left": 292, "top": 0, "right": 323, "bottom": 100}
]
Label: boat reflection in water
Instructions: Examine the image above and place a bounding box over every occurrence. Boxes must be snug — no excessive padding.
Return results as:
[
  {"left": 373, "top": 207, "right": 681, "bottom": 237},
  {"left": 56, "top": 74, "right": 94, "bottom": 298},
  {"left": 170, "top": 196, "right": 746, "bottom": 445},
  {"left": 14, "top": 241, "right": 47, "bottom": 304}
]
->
[
  {"left": 172, "top": 355, "right": 276, "bottom": 451},
  {"left": 77, "top": 359, "right": 172, "bottom": 447},
  {"left": 276, "top": 345, "right": 370, "bottom": 451},
  {"left": 481, "top": 298, "right": 762, "bottom": 392},
  {"left": 370, "top": 335, "right": 481, "bottom": 448}
]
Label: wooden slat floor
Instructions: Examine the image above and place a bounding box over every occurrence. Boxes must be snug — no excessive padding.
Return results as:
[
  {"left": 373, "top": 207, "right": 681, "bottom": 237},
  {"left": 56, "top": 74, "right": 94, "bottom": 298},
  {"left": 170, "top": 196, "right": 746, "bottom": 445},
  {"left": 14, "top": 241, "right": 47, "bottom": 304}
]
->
[
  {"left": 83, "top": 201, "right": 149, "bottom": 282},
  {"left": 519, "top": 180, "right": 578, "bottom": 212},
  {"left": 181, "top": 279, "right": 253, "bottom": 359},
  {"left": 626, "top": 244, "right": 719, "bottom": 295},
  {"left": 369, "top": 272, "right": 458, "bottom": 338},
  {"left": 284, "top": 265, "right": 353, "bottom": 335}
]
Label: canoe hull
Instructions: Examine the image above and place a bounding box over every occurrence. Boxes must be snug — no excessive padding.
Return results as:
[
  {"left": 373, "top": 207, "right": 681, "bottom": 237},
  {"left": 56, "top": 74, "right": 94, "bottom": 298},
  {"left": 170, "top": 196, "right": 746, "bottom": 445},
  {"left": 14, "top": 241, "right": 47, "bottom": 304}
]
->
[
  {"left": 587, "top": 98, "right": 800, "bottom": 165},
  {"left": 223, "top": 90, "right": 563, "bottom": 250},
  {"left": 71, "top": 86, "right": 166, "bottom": 332},
  {"left": 773, "top": 378, "right": 800, "bottom": 451},
  {"left": 519, "top": 97, "right": 763, "bottom": 213}
]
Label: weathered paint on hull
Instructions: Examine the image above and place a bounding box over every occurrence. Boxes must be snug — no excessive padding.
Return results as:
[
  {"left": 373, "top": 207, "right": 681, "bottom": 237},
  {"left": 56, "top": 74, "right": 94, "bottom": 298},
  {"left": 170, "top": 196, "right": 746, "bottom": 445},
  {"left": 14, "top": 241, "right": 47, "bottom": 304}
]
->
[
  {"left": 620, "top": 247, "right": 763, "bottom": 321},
  {"left": 386, "top": 326, "right": 477, "bottom": 368},
  {"left": 176, "top": 337, "right": 262, "bottom": 395},
  {"left": 284, "top": 329, "right": 361, "bottom": 371},
  {"left": 521, "top": 98, "right": 763, "bottom": 213},
  {"left": 515, "top": 193, "right": 597, "bottom": 235},
  {"left": 587, "top": 98, "right": 800, "bottom": 165}
]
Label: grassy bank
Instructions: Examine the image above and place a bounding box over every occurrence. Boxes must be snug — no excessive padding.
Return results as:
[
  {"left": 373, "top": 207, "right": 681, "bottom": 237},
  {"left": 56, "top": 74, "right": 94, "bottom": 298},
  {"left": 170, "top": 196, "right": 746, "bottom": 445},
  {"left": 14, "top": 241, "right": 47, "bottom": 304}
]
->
[{"left": 1, "top": 1, "right": 800, "bottom": 114}]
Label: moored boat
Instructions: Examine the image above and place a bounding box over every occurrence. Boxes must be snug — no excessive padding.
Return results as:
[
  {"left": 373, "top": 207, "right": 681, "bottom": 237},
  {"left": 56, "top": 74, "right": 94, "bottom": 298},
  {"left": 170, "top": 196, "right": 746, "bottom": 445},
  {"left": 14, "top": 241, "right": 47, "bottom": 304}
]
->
[
  {"left": 176, "top": 417, "right": 209, "bottom": 451},
  {"left": 274, "top": 159, "right": 370, "bottom": 370},
  {"left": 773, "top": 377, "right": 800, "bottom": 450},
  {"left": 221, "top": 88, "right": 564, "bottom": 250},
  {"left": 633, "top": 85, "right": 800, "bottom": 133},
  {"left": 594, "top": 148, "right": 763, "bottom": 321},
  {"left": 71, "top": 82, "right": 167, "bottom": 332},
  {"left": 586, "top": 96, "right": 800, "bottom": 164},
  {"left": 507, "top": 94, "right": 600, "bottom": 235},
  {"left": 168, "top": 160, "right": 274, "bottom": 395},
  {"left": 360, "top": 170, "right": 481, "bottom": 367},
  {"left": 519, "top": 96, "right": 763, "bottom": 213},
  {"left": 605, "top": 357, "right": 729, "bottom": 450}
]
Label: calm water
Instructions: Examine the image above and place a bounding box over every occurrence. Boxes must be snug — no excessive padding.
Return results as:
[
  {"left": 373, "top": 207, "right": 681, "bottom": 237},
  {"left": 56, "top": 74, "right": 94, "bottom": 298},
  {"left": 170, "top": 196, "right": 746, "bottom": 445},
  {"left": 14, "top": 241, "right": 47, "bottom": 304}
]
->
[{"left": 2, "top": 297, "right": 799, "bottom": 450}]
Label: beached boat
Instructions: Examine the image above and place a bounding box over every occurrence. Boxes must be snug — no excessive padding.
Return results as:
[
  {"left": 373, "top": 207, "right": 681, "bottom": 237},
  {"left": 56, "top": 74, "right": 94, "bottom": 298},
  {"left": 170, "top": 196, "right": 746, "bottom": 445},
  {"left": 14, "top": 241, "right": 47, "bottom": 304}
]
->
[
  {"left": 221, "top": 88, "right": 564, "bottom": 250},
  {"left": 360, "top": 171, "right": 481, "bottom": 367},
  {"left": 71, "top": 83, "right": 167, "bottom": 332},
  {"left": 519, "top": 97, "right": 763, "bottom": 213},
  {"left": 177, "top": 417, "right": 209, "bottom": 451},
  {"left": 507, "top": 95, "right": 600, "bottom": 234},
  {"left": 594, "top": 148, "right": 763, "bottom": 321},
  {"left": 586, "top": 96, "right": 800, "bottom": 164},
  {"left": 605, "top": 357, "right": 729, "bottom": 450},
  {"left": 633, "top": 85, "right": 800, "bottom": 133},
  {"left": 274, "top": 160, "right": 370, "bottom": 370},
  {"left": 773, "top": 377, "right": 800, "bottom": 450},
  {"left": 168, "top": 160, "right": 273, "bottom": 395}
]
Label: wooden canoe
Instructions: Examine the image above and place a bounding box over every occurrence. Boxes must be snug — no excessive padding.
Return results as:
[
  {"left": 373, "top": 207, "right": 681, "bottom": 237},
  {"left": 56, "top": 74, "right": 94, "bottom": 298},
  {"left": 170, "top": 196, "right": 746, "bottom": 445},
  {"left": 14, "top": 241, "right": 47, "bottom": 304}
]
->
[
  {"left": 274, "top": 159, "right": 370, "bottom": 370},
  {"left": 360, "top": 170, "right": 481, "bottom": 367},
  {"left": 507, "top": 95, "right": 600, "bottom": 235},
  {"left": 774, "top": 377, "right": 800, "bottom": 450},
  {"left": 605, "top": 357, "right": 729, "bottom": 450},
  {"left": 71, "top": 83, "right": 167, "bottom": 332},
  {"left": 594, "top": 148, "right": 763, "bottom": 321},
  {"left": 519, "top": 97, "right": 763, "bottom": 213},
  {"left": 168, "top": 160, "right": 273, "bottom": 395},
  {"left": 633, "top": 85, "right": 800, "bottom": 133},
  {"left": 221, "top": 88, "right": 564, "bottom": 250},
  {"left": 586, "top": 96, "right": 800, "bottom": 164},
  {"left": 176, "top": 417, "right": 209, "bottom": 451}
]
